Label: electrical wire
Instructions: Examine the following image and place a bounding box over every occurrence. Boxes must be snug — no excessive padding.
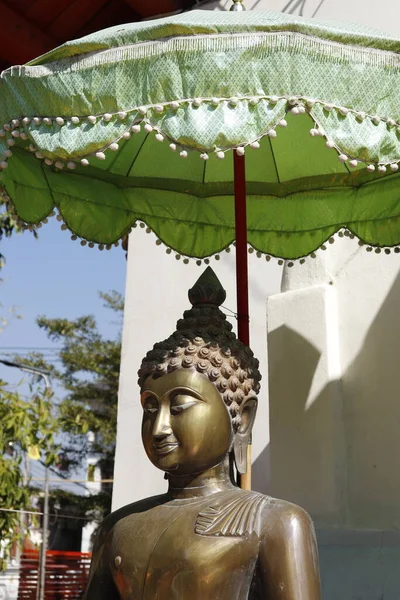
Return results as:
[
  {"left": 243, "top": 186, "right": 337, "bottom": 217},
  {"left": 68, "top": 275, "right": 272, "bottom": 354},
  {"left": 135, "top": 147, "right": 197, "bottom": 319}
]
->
[
  {"left": 0, "top": 347, "right": 62, "bottom": 351},
  {"left": 29, "top": 478, "right": 113, "bottom": 484},
  {"left": 0, "top": 507, "right": 99, "bottom": 522}
]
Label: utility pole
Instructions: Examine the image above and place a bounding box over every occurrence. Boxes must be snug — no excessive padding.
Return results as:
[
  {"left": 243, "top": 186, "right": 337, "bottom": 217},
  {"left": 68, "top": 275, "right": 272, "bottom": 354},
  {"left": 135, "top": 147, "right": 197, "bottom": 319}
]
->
[
  {"left": 0, "top": 359, "right": 51, "bottom": 600},
  {"left": 39, "top": 468, "right": 49, "bottom": 600}
]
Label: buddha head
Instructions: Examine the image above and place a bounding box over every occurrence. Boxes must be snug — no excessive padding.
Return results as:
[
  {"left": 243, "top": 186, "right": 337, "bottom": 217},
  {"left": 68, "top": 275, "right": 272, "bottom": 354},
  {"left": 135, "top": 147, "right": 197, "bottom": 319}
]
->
[{"left": 138, "top": 267, "right": 261, "bottom": 478}]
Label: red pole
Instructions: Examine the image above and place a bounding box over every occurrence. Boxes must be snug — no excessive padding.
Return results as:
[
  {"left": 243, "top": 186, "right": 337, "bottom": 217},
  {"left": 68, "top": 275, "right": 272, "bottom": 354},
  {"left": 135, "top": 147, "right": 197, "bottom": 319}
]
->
[
  {"left": 233, "top": 152, "right": 250, "bottom": 346},
  {"left": 233, "top": 151, "right": 251, "bottom": 490}
]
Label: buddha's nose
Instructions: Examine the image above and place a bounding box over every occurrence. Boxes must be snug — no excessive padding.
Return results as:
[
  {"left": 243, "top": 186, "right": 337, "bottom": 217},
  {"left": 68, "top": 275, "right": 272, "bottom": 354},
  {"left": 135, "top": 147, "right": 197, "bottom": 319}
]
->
[{"left": 153, "top": 406, "right": 173, "bottom": 439}]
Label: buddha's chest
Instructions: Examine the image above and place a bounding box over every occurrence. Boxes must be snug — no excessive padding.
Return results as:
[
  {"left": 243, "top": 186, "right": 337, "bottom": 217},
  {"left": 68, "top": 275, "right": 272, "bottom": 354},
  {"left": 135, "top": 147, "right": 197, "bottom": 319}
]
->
[{"left": 108, "top": 494, "right": 265, "bottom": 600}]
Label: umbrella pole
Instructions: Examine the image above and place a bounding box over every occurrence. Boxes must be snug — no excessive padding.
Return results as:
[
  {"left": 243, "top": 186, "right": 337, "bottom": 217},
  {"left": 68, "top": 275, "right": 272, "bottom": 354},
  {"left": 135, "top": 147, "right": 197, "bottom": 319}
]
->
[{"left": 233, "top": 152, "right": 252, "bottom": 491}]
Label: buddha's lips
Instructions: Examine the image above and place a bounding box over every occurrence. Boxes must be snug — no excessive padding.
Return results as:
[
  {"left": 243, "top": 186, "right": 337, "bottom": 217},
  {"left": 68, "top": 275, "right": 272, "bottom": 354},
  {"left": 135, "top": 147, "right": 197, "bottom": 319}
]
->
[{"left": 153, "top": 441, "right": 179, "bottom": 455}]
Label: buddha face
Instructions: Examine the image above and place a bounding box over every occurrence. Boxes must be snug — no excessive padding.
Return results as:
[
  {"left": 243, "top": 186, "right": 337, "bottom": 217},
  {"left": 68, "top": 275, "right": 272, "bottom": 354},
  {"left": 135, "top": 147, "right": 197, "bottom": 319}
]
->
[{"left": 141, "top": 369, "right": 233, "bottom": 475}]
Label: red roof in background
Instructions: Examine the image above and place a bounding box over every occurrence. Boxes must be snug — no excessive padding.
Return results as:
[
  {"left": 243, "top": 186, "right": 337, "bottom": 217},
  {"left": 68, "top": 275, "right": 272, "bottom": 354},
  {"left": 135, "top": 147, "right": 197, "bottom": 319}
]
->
[
  {"left": 0, "top": 0, "right": 197, "bottom": 70},
  {"left": 18, "top": 550, "right": 91, "bottom": 600}
]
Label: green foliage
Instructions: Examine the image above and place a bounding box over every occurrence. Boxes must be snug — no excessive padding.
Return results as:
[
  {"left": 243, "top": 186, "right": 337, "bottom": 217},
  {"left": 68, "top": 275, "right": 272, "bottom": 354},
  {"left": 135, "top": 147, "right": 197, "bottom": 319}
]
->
[
  {"left": 98, "top": 290, "right": 124, "bottom": 313},
  {"left": 47, "top": 488, "right": 112, "bottom": 527},
  {"left": 18, "top": 291, "right": 122, "bottom": 520},
  {"left": 0, "top": 382, "right": 58, "bottom": 564},
  {"left": 0, "top": 305, "right": 22, "bottom": 334},
  {"left": 0, "top": 197, "right": 27, "bottom": 269},
  {"left": 0, "top": 199, "right": 17, "bottom": 238}
]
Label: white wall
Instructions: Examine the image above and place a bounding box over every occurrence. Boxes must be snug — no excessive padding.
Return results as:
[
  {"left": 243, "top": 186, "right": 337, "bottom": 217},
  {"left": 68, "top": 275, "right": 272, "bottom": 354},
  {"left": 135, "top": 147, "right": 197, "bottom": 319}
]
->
[
  {"left": 201, "top": 0, "right": 399, "bottom": 37},
  {"left": 113, "top": 228, "right": 281, "bottom": 509},
  {"left": 81, "top": 457, "right": 102, "bottom": 554},
  {"left": 268, "top": 238, "right": 400, "bottom": 599},
  {"left": 0, "top": 564, "right": 19, "bottom": 600},
  {"left": 268, "top": 239, "right": 400, "bottom": 528}
]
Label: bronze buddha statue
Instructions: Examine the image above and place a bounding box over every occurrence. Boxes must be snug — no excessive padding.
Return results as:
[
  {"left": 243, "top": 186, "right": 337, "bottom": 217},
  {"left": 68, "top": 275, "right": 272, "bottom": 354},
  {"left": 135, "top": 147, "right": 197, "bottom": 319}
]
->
[{"left": 84, "top": 268, "right": 321, "bottom": 600}]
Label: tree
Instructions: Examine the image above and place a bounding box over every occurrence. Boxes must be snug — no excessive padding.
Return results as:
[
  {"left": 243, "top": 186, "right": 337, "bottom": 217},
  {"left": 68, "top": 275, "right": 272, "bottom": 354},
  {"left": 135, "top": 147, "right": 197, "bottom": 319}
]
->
[
  {"left": 0, "top": 381, "right": 58, "bottom": 567},
  {"left": 0, "top": 211, "right": 44, "bottom": 565},
  {"left": 0, "top": 196, "right": 27, "bottom": 269},
  {"left": 19, "top": 291, "right": 122, "bottom": 519}
]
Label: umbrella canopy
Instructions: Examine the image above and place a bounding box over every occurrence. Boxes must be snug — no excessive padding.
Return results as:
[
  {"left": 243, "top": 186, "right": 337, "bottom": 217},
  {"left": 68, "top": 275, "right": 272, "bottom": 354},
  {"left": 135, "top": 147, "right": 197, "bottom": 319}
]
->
[{"left": 0, "top": 9, "right": 399, "bottom": 260}]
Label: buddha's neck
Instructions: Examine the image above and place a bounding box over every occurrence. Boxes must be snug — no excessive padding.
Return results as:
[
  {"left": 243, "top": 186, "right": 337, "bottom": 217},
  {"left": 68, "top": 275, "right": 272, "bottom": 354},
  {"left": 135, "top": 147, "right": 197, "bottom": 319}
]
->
[{"left": 166, "top": 456, "right": 236, "bottom": 499}]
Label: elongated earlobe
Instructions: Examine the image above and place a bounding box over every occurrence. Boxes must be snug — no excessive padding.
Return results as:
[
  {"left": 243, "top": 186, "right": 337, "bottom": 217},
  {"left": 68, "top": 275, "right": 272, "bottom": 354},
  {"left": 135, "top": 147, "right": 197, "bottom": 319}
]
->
[{"left": 233, "top": 397, "right": 257, "bottom": 474}]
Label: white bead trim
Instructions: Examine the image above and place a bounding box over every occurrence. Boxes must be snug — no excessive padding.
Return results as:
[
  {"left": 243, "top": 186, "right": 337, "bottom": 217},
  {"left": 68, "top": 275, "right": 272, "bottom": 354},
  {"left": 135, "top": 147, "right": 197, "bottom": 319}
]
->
[
  {"left": 0, "top": 96, "right": 399, "bottom": 173},
  {"left": 0, "top": 95, "right": 398, "bottom": 132}
]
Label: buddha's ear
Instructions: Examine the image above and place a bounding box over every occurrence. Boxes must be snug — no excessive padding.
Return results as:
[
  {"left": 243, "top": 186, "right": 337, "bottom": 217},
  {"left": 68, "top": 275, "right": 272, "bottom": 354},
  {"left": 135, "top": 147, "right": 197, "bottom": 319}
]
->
[{"left": 233, "top": 397, "right": 258, "bottom": 474}]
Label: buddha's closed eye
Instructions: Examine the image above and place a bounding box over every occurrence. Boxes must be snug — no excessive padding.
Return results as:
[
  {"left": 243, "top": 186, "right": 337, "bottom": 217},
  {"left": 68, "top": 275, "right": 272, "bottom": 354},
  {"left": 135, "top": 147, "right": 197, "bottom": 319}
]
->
[
  {"left": 144, "top": 406, "right": 158, "bottom": 414},
  {"left": 170, "top": 395, "right": 200, "bottom": 415},
  {"left": 142, "top": 395, "right": 159, "bottom": 414},
  {"left": 142, "top": 391, "right": 201, "bottom": 415}
]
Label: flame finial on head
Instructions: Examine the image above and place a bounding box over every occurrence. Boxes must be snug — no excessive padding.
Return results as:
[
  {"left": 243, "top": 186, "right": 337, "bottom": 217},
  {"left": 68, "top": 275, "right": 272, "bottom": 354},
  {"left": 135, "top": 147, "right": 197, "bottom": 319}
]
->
[
  {"left": 188, "top": 267, "right": 227, "bottom": 308},
  {"left": 230, "top": 0, "right": 246, "bottom": 11}
]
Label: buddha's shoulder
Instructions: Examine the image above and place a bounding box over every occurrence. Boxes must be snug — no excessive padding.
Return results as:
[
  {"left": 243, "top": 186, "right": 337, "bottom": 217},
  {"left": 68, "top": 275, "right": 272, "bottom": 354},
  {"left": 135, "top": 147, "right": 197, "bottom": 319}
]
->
[
  {"left": 256, "top": 494, "right": 315, "bottom": 539},
  {"left": 97, "top": 494, "right": 169, "bottom": 535},
  {"left": 194, "top": 489, "right": 313, "bottom": 539}
]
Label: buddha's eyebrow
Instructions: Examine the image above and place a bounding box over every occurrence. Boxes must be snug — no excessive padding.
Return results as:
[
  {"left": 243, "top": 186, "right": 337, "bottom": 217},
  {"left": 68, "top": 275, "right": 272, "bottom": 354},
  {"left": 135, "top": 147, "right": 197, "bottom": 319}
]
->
[{"left": 167, "top": 387, "right": 205, "bottom": 401}]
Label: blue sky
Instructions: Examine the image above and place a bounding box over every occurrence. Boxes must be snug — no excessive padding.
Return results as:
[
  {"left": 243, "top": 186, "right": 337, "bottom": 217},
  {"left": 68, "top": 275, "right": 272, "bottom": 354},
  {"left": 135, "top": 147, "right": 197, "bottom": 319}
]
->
[{"left": 0, "top": 218, "right": 127, "bottom": 392}]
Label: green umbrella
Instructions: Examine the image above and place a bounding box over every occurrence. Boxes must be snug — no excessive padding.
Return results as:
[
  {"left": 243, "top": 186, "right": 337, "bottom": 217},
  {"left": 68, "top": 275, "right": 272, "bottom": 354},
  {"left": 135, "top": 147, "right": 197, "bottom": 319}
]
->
[
  {"left": 0, "top": 6, "right": 399, "bottom": 342},
  {"left": 1, "top": 4, "right": 399, "bottom": 486}
]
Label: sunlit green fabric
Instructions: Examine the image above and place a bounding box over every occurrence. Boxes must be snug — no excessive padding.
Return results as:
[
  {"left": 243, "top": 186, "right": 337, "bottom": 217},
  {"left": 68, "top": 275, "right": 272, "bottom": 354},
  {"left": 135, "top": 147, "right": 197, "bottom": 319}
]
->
[{"left": 0, "top": 10, "right": 399, "bottom": 258}]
